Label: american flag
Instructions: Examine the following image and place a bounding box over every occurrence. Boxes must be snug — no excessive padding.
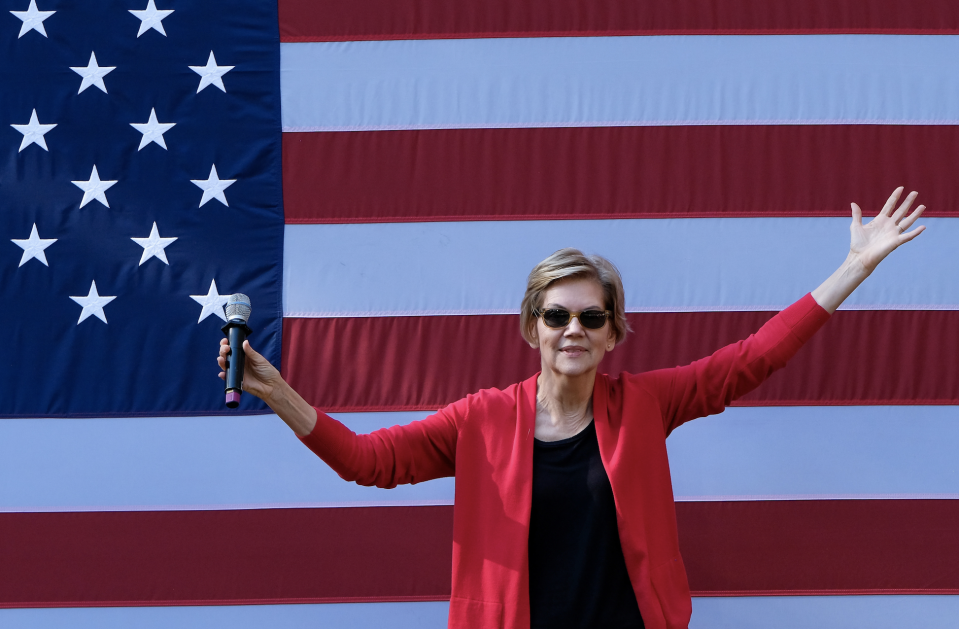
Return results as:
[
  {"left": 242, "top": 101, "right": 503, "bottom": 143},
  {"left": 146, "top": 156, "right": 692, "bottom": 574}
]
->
[{"left": 2, "top": 0, "right": 958, "bottom": 627}]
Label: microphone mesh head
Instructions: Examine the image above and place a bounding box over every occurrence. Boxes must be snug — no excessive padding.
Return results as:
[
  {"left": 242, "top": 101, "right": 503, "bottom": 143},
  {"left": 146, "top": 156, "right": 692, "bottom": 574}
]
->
[{"left": 226, "top": 293, "right": 251, "bottom": 323}]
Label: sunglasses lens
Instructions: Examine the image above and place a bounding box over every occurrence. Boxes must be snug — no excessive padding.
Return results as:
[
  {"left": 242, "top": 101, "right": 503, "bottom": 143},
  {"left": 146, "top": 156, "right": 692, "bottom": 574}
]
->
[
  {"left": 542, "top": 310, "right": 571, "bottom": 328},
  {"left": 540, "top": 309, "right": 608, "bottom": 329},
  {"left": 579, "top": 311, "right": 608, "bottom": 329}
]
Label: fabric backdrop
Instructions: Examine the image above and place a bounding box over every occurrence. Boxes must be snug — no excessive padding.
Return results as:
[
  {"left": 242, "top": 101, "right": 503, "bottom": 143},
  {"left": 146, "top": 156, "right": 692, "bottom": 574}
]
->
[{"left": 2, "top": 0, "right": 958, "bottom": 627}]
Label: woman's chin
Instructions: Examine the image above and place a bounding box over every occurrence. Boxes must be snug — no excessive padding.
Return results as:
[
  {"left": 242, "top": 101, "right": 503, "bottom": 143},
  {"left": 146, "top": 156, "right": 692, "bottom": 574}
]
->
[{"left": 545, "top": 360, "right": 597, "bottom": 378}]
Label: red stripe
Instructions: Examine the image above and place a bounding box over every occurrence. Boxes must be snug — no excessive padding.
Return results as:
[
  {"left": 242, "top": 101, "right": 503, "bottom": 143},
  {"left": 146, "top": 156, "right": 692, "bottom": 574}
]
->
[
  {"left": 4, "top": 501, "right": 958, "bottom": 607},
  {"left": 0, "top": 507, "right": 452, "bottom": 608},
  {"left": 283, "top": 126, "right": 959, "bottom": 224},
  {"left": 282, "top": 310, "right": 958, "bottom": 412},
  {"left": 679, "top": 500, "right": 959, "bottom": 595},
  {"left": 279, "top": 0, "right": 959, "bottom": 41}
]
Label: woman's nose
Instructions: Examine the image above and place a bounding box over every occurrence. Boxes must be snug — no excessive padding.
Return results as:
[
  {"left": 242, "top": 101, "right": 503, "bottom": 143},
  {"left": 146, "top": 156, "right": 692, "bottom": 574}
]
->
[{"left": 564, "top": 316, "right": 585, "bottom": 335}]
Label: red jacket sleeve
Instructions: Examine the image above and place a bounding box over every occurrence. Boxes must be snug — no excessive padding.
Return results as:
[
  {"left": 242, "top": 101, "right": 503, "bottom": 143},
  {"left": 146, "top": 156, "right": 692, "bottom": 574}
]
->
[
  {"left": 297, "top": 398, "right": 464, "bottom": 488},
  {"left": 643, "top": 293, "right": 831, "bottom": 436}
]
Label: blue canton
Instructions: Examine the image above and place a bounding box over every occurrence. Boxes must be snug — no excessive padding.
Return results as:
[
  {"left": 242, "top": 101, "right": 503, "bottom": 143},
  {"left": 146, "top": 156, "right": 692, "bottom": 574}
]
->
[{"left": 0, "top": 0, "right": 283, "bottom": 416}]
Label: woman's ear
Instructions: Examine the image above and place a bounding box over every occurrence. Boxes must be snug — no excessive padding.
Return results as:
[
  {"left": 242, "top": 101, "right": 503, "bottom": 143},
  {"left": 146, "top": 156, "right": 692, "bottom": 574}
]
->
[{"left": 528, "top": 325, "right": 539, "bottom": 349}]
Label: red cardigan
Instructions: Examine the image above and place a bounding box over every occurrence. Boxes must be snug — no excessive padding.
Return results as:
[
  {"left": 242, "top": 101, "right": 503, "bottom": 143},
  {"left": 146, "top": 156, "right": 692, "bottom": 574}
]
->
[{"left": 300, "top": 293, "right": 830, "bottom": 629}]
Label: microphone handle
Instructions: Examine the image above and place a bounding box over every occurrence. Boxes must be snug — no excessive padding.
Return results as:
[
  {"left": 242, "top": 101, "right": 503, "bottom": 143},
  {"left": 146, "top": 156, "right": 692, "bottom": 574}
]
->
[{"left": 222, "top": 320, "right": 252, "bottom": 408}]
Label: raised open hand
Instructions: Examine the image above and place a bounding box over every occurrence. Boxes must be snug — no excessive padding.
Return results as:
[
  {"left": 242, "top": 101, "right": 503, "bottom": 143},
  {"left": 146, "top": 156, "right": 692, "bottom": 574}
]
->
[
  {"left": 850, "top": 187, "right": 926, "bottom": 273},
  {"left": 217, "top": 338, "right": 281, "bottom": 402}
]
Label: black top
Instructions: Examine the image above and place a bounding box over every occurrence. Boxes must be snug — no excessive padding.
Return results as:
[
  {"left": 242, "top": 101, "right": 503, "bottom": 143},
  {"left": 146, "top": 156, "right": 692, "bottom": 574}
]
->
[{"left": 528, "top": 421, "right": 645, "bottom": 629}]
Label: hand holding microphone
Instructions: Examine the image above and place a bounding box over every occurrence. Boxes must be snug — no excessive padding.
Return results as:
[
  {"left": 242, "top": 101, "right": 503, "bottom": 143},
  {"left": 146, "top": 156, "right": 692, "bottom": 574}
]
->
[{"left": 217, "top": 294, "right": 280, "bottom": 407}]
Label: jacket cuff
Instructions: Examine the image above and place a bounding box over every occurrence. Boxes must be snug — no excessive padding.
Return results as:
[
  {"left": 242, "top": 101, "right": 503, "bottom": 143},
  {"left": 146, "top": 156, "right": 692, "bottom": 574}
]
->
[
  {"left": 298, "top": 407, "right": 354, "bottom": 463},
  {"left": 779, "top": 293, "right": 831, "bottom": 343}
]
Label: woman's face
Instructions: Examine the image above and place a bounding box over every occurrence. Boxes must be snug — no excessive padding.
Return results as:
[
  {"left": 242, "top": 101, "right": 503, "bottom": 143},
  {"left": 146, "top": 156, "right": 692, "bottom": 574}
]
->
[{"left": 532, "top": 278, "right": 615, "bottom": 379}]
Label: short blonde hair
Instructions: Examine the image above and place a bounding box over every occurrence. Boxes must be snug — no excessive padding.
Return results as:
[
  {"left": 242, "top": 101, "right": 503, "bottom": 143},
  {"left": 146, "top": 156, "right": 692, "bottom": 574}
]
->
[{"left": 520, "top": 248, "right": 631, "bottom": 346}]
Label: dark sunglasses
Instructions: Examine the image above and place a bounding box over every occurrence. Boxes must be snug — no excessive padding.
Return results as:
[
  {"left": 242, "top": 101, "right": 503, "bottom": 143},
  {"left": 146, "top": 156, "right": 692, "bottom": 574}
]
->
[{"left": 534, "top": 308, "right": 612, "bottom": 330}]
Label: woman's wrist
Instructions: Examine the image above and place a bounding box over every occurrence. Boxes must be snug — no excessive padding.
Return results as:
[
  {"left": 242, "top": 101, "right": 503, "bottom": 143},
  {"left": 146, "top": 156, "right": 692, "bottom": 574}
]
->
[
  {"left": 811, "top": 252, "right": 871, "bottom": 314},
  {"left": 265, "top": 378, "right": 317, "bottom": 437},
  {"left": 262, "top": 376, "right": 286, "bottom": 409},
  {"left": 851, "top": 250, "right": 874, "bottom": 281},
  {"left": 840, "top": 250, "right": 871, "bottom": 281}
]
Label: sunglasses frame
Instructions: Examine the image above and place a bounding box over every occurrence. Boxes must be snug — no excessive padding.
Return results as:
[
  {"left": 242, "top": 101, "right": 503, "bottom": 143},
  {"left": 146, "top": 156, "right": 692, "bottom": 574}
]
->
[{"left": 534, "top": 308, "right": 613, "bottom": 330}]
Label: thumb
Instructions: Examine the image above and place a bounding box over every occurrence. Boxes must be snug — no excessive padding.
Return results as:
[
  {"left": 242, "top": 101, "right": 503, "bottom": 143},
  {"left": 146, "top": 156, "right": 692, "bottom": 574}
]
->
[
  {"left": 242, "top": 339, "right": 262, "bottom": 361},
  {"left": 851, "top": 202, "right": 863, "bottom": 225}
]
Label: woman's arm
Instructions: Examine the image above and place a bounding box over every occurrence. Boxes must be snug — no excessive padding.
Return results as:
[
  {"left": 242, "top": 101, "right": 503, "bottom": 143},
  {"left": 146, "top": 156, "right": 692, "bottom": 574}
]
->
[
  {"left": 646, "top": 187, "right": 928, "bottom": 433},
  {"left": 811, "top": 187, "right": 926, "bottom": 313},
  {"left": 648, "top": 294, "right": 830, "bottom": 435},
  {"left": 216, "top": 339, "right": 459, "bottom": 486}
]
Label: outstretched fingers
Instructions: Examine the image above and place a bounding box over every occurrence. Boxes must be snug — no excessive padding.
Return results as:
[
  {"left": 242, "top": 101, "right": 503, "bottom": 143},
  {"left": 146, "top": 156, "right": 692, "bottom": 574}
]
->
[
  {"left": 891, "top": 190, "right": 918, "bottom": 223},
  {"left": 879, "top": 186, "right": 904, "bottom": 217},
  {"left": 898, "top": 204, "right": 926, "bottom": 232},
  {"left": 899, "top": 223, "right": 926, "bottom": 243}
]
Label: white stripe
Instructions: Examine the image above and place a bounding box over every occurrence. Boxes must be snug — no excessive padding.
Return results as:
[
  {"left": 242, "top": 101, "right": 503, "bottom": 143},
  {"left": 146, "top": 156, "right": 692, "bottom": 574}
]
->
[
  {"left": 0, "top": 602, "right": 450, "bottom": 629},
  {"left": 690, "top": 596, "right": 959, "bottom": 629},
  {"left": 4, "top": 407, "right": 959, "bottom": 512},
  {"left": 669, "top": 406, "right": 959, "bottom": 501},
  {"left": 0, "top": 413, "right": 446, "bottom": 513},
  {"left": 281, "top": 36, "right": 959, "bottom": 131},
  {"left": 3, "top": 596, "right": 959, "bottom": 628},
  {"left": 283, "top": 218, "right": 956, "bottom": 317}
]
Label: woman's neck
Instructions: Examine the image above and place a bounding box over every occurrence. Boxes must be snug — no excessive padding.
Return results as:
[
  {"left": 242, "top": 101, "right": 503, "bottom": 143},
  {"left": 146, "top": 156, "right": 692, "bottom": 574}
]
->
[{"left": 534, "top": 369, "right": 596, "bottom": 441}]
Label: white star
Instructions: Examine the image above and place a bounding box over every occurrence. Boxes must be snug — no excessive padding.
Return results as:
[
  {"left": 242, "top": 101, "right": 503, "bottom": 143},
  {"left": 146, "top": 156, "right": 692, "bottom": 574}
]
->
[
  {"left": 190, "top": 279, "right": 229, "bottom": 323},
  {"left": 131, "top": 222, "right": 177, "bottom": 265},
  {"left": 130, "top": 108, "right": 175, "bottom": 150},
  {"left": 191, "top": 165, "right": 236, "bottom": 207},
  {"left": 11, "top": 109, "right": 56, "bottom": 152},
  {"left": 70, "top": 52, "right": 116, "bottom": 94},
  {"left": 129, "top": 0, "right": 174, "bottom": 37},
  {"left": 72, "top": 165, "right": 117, "bottom": 208},
  {"left": 10, "top": 0, "right": 54, "bottom": 38},
  {"left": 11, "top": 224, "right": 56, "bottom": 267},
  {"left": 70, "top": 280, "right": 116, "bottom": 325},
  {"left": 189, "top": 51, "right": 234, "bottom": 93}
]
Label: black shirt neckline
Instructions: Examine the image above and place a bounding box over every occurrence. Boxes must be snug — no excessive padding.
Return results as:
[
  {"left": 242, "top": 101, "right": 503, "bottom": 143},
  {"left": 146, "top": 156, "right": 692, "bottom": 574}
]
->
[{"left": 533, "top": 419, "right": 595, "bottom": 447}]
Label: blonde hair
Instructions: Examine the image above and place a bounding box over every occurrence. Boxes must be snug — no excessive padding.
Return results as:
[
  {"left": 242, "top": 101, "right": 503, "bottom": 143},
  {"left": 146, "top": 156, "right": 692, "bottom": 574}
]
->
[{"left": 520, "top": 248, "right": 631, "bottom": 346}]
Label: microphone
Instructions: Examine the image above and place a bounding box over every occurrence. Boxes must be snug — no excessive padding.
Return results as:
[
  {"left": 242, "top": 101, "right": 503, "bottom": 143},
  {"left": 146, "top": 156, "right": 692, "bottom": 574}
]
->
[{"left": 221, "top": 293, "right": 252, "bottom": 408}]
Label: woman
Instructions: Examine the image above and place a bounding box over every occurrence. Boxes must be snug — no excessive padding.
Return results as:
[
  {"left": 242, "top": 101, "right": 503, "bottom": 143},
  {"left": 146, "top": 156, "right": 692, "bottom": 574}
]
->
[{"left": 218, "top": 188, "right": 926, "bottom": 629}]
